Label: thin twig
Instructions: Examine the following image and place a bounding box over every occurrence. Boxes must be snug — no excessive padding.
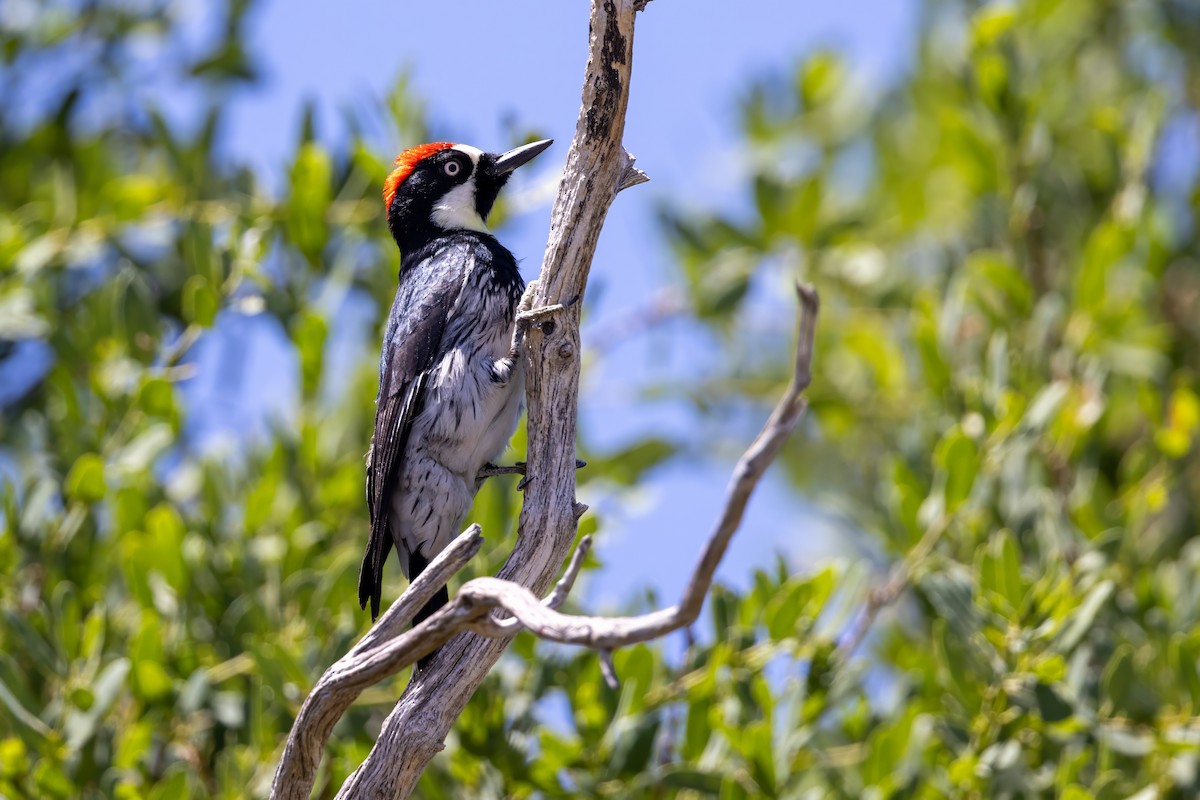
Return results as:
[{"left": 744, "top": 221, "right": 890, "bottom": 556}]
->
[
  {"left": 545, "top": 535, "right": 592, "bottom": 609},
  {"left": 429, "top": 286, "right": 817, "bottom": 654},
  {"left": 836, "top": 515, "right": 949, "bottom": 660},
  {"left": 584, "top": 285, "right": 687, "bottom": 356},
  {"left": 269, "top": 284, "right": 818, "bottom": 799},
  {"left": 467, "top": 534, "right": 594, "bottom": 638},
  {"left": 599, "top": 650, "right": 620, "bottom": 689}
]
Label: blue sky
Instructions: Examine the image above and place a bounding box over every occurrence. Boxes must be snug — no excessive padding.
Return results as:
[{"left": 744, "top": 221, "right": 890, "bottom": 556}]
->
[{"left": 192, "top": 0, "right": 918, "bottom": 606}]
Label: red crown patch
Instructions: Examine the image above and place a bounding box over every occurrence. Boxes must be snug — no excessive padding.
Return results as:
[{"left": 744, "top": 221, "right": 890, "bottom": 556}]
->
[{"left": 383, "top": 142, "right": 455, "bottom": 211}]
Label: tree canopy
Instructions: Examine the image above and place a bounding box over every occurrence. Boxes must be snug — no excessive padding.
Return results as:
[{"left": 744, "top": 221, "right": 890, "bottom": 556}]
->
[{"left": 2, "top": 0, "right": 1199, "bottom": 798}]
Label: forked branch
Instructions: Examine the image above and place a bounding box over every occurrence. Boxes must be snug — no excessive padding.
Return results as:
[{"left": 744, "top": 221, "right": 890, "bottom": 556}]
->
[
  {"left": 269, "top": 286, "right": 818, "bottom": 800},
  {"left": 458, "top": 285, "right": 818, "bottom": 653},
  {"left": 269, "top": 1, "right": 819, "bottom": 798}
]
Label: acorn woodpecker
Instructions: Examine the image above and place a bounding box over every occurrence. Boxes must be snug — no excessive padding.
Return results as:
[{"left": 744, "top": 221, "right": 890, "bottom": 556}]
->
[{"left": 358, "top": 139, "right": 553, "bottom": 652}]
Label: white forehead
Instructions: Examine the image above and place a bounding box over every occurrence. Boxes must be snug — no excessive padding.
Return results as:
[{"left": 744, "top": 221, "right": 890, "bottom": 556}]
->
[{"left": 451, "top": 144, "right": 483, "bottom": 164}]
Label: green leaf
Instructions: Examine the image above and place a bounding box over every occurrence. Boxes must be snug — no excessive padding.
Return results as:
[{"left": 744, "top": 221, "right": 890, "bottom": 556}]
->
[
  {"left": 1075, "top": 221, "right": 1130, "bottom": 312},
  {"left": 972, "top": 5, "right": 1017, "bottom": 47},
  {"left": 133, "top": 659, "right": 173, "bottom": 703},
  {"left": 861, "top": 707, "right": 916, "bottom": 789},
  {"left": 922, "top": 570, "right": 982, "bottom": 644},
  {"left": 608, "top": 714, "right": 659, "bottom": 778},
  {"left": 0, "top": 737, "right": 27, "bottom": 780},
  {"left": 1034, "top": 682, "right": 1072, "bottom": 723},
  {"left": 932, "top": 618, "right": 985, "bottom": 707},
  {"left": 1102, "top": 645, "right": 1159, "bottom": 721},
  {"left": 711, "top": 584, "right": 738, "bottom": 639},
  {"left": 68, "top": 686, "right": 93, "bottom": 711},
  {"left": 0, "top": 675, "right": 52, "bottom": 740},
  {"left": 142, "top": 503, "right": 188, "bottom": 595},
  {"left": 1171, "top": 636, "right": 1200, "bottom": 708},
  {"left": 292, "top": 309, "right": 328, "bottom": 399},
  {"left": 33, "top": 759, "right": 76, "bottom": 799},
  {"left": 138, "top": 378, "right": 176, "bottom": 420},
  {"left": 182, "top": 274, "right": 219, "bottom": 326},
  {"left": 682, "top": 697, "right": 712, "bottom": 761},
  {"left": 798, "top": 50, "right": 845, "bottom": 108},
  {"left": 1055, "top": 580, "right": 1113, "bottom": 653},
  {"left": 978, "top": 529, "right": 1025, "bottom": 613},
  {"left": 890, "top": 457, "right": 927, "bottom": 545},
  {"left": 936, "top": 429, "right": 979, "bottom": 512},
  {"left": 286, "top": 142, "right": 332, "bottom": 263},
  {"left": 147, "top": 765, "right": 192, "bottom": 800},
  {"left": 765, "top": 565, "right": 837, "bottom": 641},
  {"left": 660, "top": 767, "right": 724, "bottom": 793},
  {"left": 1059, "top": 787, "right": 1095, "bottom": 800},
  {"left": 967, "top": 250, "right": 1032, "bottom": 316},
  {"left": 614, "top": 646, "right": 655, "bottom": 715},
  {"left": 65, "top": 453, "right": 106, "bottom": 503}
]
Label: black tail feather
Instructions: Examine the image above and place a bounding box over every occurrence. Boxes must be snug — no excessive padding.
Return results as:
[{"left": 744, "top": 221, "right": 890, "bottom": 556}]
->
[
  {"left": 413, "top": 585, "right": 450, "bottom": 672},
  {"left": 358, "top": 524, "right": 393, "bottom": 620},
  {"left": 409, "top": 551, "right": 449, "bottom": 673}
]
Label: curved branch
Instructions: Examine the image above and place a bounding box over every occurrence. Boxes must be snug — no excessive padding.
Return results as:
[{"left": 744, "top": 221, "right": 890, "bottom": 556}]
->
[
  {"left": 270, "top": 526, "right": 484, "bottom": 800},
  {"left": 331, "top": 1, "right": 645, "bottom": 798},
  {"left": 466, "top": 534, "right": 594, "bottom": 637},
  {"left": 445, "top": 286, "right": 818, "bottom": 655},
  {"left": 270, "top": 4, "right": 822, "bottom": 798},
  {"left": 271, "top": 282, "right": 815, "bottom": 799}
]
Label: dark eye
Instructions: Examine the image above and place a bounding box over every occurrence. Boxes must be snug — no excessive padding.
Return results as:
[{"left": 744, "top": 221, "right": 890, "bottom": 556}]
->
[{"left": 444, "top": 161, "right": 461, "bottom": 177}]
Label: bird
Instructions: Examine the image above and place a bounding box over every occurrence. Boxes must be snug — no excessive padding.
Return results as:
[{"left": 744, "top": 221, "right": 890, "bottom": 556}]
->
[{"left": 358, "top": 138, "right": 553, "bottom": 668}]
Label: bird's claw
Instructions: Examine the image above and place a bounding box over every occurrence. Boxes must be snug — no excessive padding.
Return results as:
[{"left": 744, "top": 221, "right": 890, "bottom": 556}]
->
[
  {"left": 518, "top": 458, "right": 587, "bottom": 491},
  {"left": 477, "top": 461, "right": 525, "bottom": 479},
  {"left": 478, "top": 459, "right": 587, "bottom": 487},
  {"left": 516, "top": 293, "right": 581, "bottom": 330}
]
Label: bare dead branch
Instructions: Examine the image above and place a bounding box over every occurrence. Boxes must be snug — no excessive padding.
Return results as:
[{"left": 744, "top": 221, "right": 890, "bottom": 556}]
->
[
  {"left": 618, "top": 150, "right": 650, "bottom": 191},
  {"left": 270, "top": 278, "right": 818, "bottom": 799},
  {"left": 270, "top": 3, "right": 822, "bottom": 798},
  {"left": 546, "top": 534, "right": 592, "bottom": 609},
  {"left": 329, "top": 1, "right": 646, "bottom": 797},
  {"left": 427, "top": 286, "right": 818, "bottom": 654},
  {"left": 269, "top": 526, "right": 483, "bottom": 800},
  {"left": 466, "top": 534, "right": 593, "bottom": 638},
  {"left": 599, "top": 649, "right": 620, "bottom": 690},
  {"left": 836, "top": 514, "right": 948, "bottom": 660}
]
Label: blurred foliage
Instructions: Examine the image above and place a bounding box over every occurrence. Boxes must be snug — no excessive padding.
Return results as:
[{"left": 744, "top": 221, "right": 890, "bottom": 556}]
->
[
  {"left": 656, "top": 0, "right": 1200, "bottom": 796},
  {"left": 3, "top": 0, "right": 1200, "bottom": 799}
]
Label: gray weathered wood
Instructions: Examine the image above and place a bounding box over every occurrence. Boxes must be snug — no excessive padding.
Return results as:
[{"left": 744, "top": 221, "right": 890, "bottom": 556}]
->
[
  {"left": 269, "top": 2, "right": 819, "bottom": 797},
  {"left": 332, "top": 1, "right": 643, "bottom": 797},
  {"left": 269, "top": 527, "right": 484, "bottom": 800}
]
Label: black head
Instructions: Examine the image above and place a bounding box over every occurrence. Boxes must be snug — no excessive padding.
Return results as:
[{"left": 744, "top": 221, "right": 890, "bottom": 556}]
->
[{"left": 382, "top": 139, "right": 553, "bottom": 252}]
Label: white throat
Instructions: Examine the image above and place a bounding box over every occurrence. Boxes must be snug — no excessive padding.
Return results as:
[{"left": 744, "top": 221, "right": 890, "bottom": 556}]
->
[{"left": 431, "top": 144, "right": 489, "bottom": 233}]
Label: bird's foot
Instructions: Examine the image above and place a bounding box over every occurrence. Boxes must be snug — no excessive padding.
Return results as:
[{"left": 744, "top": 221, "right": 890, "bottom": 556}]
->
[
  {"left": 478, "top": 462, "right": 527, "bottom": 479},
  {"left": 477, "top": 459, "right": 588, "bottom": 489},
  {"left": 516, "top": 293, "right": 581, "bottom": 331},
  {"left": 517, "top": 459, "right": 587, "bottom": 491},
  {"left": 508, "top": 287, "right": 580, "bottom": 358}
]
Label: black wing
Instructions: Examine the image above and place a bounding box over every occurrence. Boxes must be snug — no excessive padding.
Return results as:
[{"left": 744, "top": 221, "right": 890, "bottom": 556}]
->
[{"left": 358, "top": 245, "right": 469, "bottom": 619}]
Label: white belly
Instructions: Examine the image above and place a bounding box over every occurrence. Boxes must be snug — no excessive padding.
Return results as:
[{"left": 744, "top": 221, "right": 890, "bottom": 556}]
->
[
  {"left": 389, "top": 338, "right": 524, "bottom": 565},
  {"left": 419, "top": 343, "right": 524, "bottom": 476}
]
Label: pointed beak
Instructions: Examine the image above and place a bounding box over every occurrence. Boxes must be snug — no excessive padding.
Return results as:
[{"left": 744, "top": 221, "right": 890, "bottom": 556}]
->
[{"left": 492, "top": 139, "right": 553, "bottom": 175}]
